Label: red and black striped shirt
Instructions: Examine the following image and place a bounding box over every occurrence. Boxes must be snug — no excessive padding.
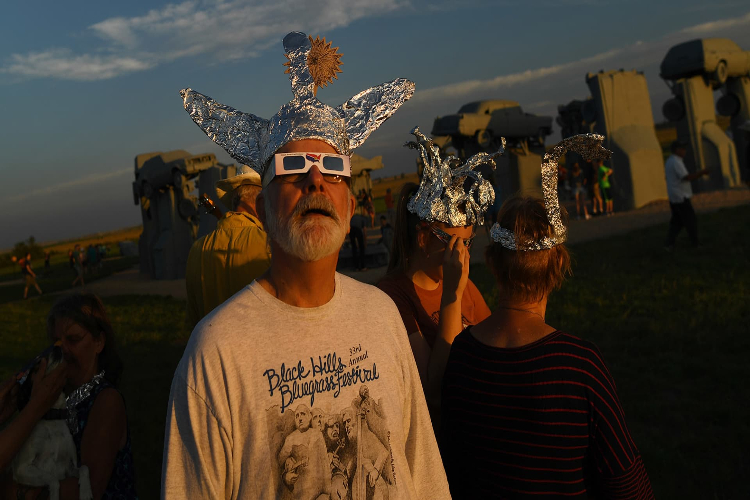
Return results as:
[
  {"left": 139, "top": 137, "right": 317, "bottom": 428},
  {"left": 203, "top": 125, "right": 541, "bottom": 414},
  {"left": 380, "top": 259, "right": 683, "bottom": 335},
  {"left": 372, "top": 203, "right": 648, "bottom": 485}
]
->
[{"left": 441, "top": 329, "right": 654, "bottom": 499}]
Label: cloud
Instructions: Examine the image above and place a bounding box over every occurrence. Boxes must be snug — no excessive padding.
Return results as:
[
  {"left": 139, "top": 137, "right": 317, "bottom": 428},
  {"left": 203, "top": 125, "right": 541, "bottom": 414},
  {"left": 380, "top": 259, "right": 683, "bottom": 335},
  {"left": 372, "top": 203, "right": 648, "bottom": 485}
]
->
[
  {"left": 679, "top": 11, "right": 750, "bottom": 35},
  {"left": 410, "top": 12, "right": 750, "bottom": 106},
  {"left": 2, "top": 0, "right": 405, "bottom": 81},
  {"left": 5, "top": 167, "right": 132, "bottom": 203},
  {"left": 411, "top": 45, "right": 641, "bottom": 103},
  {"left": 2, "top": 49, "right": 154, "bottom": 81}
]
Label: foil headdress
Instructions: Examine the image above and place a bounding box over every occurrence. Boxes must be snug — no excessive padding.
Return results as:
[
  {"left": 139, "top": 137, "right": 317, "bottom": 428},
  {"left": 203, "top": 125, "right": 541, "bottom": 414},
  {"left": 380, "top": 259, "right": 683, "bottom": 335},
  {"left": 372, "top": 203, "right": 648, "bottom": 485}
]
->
[
  {"left": 180, "top": 32, "right": 415, "bottom": 180},
  {"left": 406, "top": 127, "right": 504, "bottom": 227},
  {"left": 490, "top": 133, "right": 612, "bottom": 250}
]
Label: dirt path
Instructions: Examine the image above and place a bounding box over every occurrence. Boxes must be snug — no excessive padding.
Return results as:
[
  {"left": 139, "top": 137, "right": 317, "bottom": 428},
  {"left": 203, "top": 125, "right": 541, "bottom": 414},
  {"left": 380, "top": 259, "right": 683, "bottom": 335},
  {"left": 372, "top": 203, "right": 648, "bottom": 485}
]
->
[{"left": 81, "top": 187, "right": 750, "bottom": 295}]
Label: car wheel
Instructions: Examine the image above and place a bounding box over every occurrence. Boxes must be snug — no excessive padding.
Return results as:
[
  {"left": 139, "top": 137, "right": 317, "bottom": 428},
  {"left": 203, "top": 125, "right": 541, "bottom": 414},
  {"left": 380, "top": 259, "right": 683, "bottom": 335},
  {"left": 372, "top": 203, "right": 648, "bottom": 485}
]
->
[
  {"left": 717, "top": 93, "right": 740, "bottom": 117},
  {"left": 662, "top": 97, "right": 685, "bottom": 122},
  {"left": 713, "top": 60, "right": 728, "bottom": 85},
  {"left": 476, "top": 130, "right": 492, "bottom": 149}
]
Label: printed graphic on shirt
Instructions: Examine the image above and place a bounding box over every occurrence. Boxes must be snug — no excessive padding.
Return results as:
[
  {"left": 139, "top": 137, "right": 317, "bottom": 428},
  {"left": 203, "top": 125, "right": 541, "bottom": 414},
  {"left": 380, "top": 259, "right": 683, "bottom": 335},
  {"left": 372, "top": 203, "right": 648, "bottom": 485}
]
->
[{"left": 263, "top": 346, "right": 397, "bottom": 500}]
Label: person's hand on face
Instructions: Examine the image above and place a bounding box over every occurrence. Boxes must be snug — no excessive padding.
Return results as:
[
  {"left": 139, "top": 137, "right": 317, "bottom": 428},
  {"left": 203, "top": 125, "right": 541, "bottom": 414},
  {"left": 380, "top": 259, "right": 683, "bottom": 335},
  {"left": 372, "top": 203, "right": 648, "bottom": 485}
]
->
[
  {"left": 442, "top": 234, "right": 470, "bottom": 301},
  {"left": 28, "top": 358, "right": 69, "bottom": 413}
]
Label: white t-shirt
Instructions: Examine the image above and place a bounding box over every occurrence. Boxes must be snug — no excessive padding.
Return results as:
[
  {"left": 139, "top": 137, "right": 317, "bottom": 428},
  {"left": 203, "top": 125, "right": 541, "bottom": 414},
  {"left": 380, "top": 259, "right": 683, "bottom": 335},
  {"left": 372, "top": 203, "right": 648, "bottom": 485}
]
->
[
  {"left": 664, "top": 154, "right": 692, "bottom": 203},
  {"left": 162, "top": 273, "right": 451, "bottom": 499}
]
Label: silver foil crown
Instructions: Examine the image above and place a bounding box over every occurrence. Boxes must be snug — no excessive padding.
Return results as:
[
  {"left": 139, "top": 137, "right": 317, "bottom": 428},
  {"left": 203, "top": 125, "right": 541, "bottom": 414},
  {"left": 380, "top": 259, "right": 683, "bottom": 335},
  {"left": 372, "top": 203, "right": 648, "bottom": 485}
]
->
[
  {"left": 406, "top": 127, "right": 504, "bottom": 227},
  {"left": 66, "top": 370, "right": 105, "bottom": 434},
  {"left": 490, "top": 133, "right": 612, "bottom": 250},
  {"left": 180, "top": 32, "right": 415, "bottom": 178}
]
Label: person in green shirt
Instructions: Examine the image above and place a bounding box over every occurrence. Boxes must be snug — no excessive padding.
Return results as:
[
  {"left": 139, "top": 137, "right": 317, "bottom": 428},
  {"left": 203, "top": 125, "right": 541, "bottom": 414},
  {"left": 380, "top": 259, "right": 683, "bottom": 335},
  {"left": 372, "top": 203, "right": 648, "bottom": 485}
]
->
[{"left": 596, "top": 159, "right": 614, "bottom": 215}]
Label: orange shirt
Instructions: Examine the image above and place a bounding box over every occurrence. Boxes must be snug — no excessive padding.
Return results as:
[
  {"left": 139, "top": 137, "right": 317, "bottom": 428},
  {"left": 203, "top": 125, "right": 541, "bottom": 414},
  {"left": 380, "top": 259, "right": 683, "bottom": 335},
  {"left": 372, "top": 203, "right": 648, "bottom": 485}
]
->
[
  {"left": 384, "top": 191, "right": 394, "bottom": 209},
  {"left": 376, "top": 272, "right": 491, "bottom": 348}
]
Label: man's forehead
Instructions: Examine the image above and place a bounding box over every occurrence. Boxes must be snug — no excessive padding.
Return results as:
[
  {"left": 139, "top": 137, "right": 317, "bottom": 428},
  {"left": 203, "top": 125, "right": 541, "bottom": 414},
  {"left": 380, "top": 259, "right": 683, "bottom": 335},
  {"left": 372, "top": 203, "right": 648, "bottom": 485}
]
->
[{"left": 277, "top": 139, "right": 339, "bottom": 155}]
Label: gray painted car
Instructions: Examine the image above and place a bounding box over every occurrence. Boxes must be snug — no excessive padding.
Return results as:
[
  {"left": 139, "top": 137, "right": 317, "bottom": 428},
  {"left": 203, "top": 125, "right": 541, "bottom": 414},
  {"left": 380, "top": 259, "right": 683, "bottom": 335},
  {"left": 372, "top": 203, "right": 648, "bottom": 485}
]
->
[{"left": 660, "top": 38, "right": 750, "bottom": 85}]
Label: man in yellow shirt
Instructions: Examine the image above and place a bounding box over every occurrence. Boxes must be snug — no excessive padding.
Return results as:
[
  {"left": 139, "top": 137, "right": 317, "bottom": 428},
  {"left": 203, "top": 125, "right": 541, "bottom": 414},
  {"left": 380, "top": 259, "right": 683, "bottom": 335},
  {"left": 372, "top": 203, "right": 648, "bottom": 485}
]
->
[{"left": 185, "top": 166, "right": 271, "bottom": 327}]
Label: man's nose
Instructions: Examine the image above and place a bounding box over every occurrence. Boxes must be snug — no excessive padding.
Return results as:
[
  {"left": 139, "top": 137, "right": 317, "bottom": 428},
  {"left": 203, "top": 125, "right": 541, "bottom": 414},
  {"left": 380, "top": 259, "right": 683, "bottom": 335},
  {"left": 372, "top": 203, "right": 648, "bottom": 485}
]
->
[{"left": 301, "top": 165, "right": 326, "bottom": 192}]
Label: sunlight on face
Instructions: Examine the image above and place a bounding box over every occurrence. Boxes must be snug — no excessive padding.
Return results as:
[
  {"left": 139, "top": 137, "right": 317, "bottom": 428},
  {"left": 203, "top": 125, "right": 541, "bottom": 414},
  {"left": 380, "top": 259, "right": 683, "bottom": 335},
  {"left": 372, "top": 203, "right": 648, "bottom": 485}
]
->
[{"left": 263, "top": 140, "right": 354, "bottom": 261}]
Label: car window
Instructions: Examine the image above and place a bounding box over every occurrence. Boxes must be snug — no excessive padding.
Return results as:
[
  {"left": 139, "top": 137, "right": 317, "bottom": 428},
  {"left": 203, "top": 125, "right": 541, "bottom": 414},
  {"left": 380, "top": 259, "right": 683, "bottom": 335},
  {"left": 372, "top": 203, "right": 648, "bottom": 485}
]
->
[{"left": 458, "top": 103, "right": 481, "bottom": 113}]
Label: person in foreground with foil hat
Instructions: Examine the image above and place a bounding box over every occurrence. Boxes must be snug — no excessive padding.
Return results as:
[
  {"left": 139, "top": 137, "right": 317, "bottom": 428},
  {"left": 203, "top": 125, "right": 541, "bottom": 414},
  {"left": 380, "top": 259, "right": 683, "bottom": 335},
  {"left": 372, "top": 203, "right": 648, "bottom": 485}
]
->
[
  {"left": 162, "top": 32, "right": 451, "bottom": 499},
  {"left": 185, "top": 165, "right": 270, "bottom": 328},
  {"left": 377, "top": 128, "right": 498, "bottom": 419},
  {"left": 440, "top": 135, "right": 654, "bottom": 499}
]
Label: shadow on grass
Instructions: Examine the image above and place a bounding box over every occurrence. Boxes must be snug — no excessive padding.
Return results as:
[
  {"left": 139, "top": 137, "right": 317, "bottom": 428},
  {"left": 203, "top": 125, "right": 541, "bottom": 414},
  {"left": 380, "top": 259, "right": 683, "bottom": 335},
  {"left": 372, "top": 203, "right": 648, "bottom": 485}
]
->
[{"left": 470, "top": 205, "right": 750, "bottom": 500}]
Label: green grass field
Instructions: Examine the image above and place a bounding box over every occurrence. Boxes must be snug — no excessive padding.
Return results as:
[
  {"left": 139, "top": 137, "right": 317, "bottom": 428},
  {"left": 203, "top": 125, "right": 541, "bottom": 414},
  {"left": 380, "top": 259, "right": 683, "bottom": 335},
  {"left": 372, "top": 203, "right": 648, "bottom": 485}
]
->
[{"left": 0, "top": 205, "right": 747, "bottom": 498}]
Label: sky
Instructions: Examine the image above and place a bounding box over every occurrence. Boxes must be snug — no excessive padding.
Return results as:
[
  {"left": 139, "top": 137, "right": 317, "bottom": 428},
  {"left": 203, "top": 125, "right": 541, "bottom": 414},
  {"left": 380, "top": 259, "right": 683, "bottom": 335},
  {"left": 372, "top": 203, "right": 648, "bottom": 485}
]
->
[{"left": 1, "top": 0, "right": 749, "bottom": 249}]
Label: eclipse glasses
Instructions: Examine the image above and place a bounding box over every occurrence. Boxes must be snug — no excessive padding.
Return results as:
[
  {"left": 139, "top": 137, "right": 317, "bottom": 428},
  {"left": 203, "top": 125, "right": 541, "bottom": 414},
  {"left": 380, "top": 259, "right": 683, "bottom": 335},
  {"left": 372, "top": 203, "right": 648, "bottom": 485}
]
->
[
  {"left": 429, "top": 224, "right": 475, "bottom": 249},
  {"left": 271, "top": 152, "right": 351, "bottom": 184}
]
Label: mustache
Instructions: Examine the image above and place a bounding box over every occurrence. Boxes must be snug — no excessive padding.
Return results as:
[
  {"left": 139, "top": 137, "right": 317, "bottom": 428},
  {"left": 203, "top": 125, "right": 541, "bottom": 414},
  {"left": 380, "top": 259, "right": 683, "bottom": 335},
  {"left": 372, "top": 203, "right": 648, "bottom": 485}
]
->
[{"left": 292, "top": 195, "right": 340, "bottom": 223}]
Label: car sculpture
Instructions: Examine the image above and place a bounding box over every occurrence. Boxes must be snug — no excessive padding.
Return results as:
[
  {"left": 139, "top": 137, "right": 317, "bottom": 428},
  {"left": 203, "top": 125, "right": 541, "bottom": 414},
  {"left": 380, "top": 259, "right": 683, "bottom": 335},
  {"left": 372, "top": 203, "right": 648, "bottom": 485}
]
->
[
  {"left": 432, "top": 100, "right": 553, "bottom": 152},
  {"left": 660, "top": 38, "right": 750, "bottom": 87}
]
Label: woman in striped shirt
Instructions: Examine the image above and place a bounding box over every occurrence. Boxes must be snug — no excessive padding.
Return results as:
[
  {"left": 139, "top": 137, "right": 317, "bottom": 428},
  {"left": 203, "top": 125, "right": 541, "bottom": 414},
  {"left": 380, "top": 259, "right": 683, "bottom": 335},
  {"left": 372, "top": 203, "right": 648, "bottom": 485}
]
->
[{"left": 441, "top": 196, "right": 653, "bottom": 499}]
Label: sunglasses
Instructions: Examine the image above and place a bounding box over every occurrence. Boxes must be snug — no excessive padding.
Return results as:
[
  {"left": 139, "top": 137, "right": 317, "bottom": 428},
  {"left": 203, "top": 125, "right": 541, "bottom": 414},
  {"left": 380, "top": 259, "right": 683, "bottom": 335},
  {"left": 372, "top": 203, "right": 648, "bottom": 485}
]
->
[
  {"left": 272, "top": 152, "right": 351, "bottom": 184},
  {"left": 429, "top": 225, "right": 475, "bottom": 249}
]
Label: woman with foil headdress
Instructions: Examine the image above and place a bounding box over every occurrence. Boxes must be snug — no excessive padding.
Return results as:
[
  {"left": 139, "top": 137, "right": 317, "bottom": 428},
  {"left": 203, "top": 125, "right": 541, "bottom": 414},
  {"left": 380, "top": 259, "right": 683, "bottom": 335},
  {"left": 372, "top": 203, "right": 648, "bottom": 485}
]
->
[
  {"left": 3, "top": 293, "right": 136, "bottom": 499},
  {"left": 376, "top": 128, "right": 498, "bottom": 413},
  {"left": 441, "top": 135, "right": 654, "bottom": 499}
]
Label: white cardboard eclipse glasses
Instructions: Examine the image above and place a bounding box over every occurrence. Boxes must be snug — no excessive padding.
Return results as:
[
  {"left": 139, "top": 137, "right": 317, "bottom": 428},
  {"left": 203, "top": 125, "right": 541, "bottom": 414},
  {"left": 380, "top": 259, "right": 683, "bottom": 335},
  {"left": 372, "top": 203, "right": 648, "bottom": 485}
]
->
[{"left": 271, "top": 152, "right": 351, "bottom": 181}]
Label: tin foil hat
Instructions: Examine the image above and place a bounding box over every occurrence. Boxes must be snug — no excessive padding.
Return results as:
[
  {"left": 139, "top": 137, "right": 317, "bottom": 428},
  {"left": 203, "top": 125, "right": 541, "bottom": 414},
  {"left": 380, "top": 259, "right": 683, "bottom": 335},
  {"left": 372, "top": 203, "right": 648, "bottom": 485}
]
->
[
  {"left": 406, "top": 127, "right": 504, "bottom": 227},
  {"left": 180, "top": 32, "right": 415, "bottom": 179},
  {"left": 490, "top": 133, "right": 612, "bottom": 250}
]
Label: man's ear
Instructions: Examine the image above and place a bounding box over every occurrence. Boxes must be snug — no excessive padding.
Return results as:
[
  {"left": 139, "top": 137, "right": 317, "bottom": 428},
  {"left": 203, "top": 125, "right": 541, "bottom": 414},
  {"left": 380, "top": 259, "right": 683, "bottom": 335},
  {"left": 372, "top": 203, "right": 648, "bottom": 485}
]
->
[
  {"left": 257, "top": 191, "right": 267, "bottom": 227},
  {"left": 346, "top": 193, "right": 356, "bottom": 235},
  {"left": 416, "top": 227, "right": 429, "bottom": 252}
]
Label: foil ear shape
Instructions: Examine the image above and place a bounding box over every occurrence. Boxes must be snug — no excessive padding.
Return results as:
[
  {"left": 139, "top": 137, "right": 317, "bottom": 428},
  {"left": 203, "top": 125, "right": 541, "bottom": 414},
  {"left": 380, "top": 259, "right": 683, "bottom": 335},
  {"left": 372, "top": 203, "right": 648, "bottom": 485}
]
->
[
  {"left": 406, "top": 127, "right": 504, "bottom": 227},
  {"left": 180, "top": 31, "right": 415, "bottom": 178},
  {"left": 490, "top": 133, "right": 612, "bottom": 251}
]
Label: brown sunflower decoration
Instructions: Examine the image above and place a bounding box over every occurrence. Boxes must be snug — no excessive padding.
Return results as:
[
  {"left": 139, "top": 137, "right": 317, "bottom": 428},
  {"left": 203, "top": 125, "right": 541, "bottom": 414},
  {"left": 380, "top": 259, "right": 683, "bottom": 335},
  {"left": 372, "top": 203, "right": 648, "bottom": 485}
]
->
[{"left": 284, "top": 35, "right": 343, "bottom": 95}]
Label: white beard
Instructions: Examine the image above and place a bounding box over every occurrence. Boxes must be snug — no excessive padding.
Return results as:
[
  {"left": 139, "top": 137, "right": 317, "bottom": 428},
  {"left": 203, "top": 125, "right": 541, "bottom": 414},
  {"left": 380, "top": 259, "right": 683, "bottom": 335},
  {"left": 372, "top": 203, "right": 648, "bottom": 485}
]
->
[{"left": 265, "top": 194, "right": 350, "bottom": 262}]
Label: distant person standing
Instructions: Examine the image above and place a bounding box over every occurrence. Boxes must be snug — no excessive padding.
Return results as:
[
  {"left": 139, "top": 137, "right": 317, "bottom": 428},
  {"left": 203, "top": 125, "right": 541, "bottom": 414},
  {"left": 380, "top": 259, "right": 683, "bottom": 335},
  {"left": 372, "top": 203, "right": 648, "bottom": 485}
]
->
[
  {"left": 378, "top": 215, "right": 394, "bottom": 256},
  {"left": 349, "top": 212, "right": 368, "bottom": 271},
  {"left": 570, "top": 162, "right": 590, "bottom": 220},
  {"left": 72, "top": 244, "right": 85, "bottom": 287},
  {"left": 364, "top": 190, "right": 375, "bottom": 227},
  {"left": 664, "top": 140, "right": 709, "bottom": 251},
  {"left": 384, "top": 187, "right": 395, "bottom": 224},
  {"left": 597, "top": 159, "right": 614, "bottom": 215},
  {"left": 80, "top": 246, "right": 88, "bottom": 275},
  {"left": 87, "top": 244, "right": 99, "bottom": 273},
  {"left": 20, "top": 253, "right": 42, "bottom": 299},
  {"left": 68, "top": 249, "right": 77, "bottom": 278},
  {"left": 43, "top": 251, "right": 51, "bottom": 275},
  {"left": 591, "top": 160, "right": 604, "bottom": 215}
]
